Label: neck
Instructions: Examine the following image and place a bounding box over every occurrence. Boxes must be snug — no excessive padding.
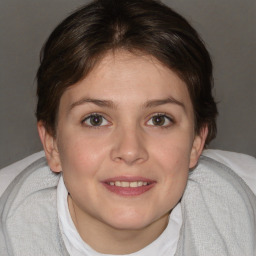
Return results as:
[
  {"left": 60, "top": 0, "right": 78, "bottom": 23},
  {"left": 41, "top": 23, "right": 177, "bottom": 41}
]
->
[{"left": 68, "top": 195, "right": 169, "bottom": 254}]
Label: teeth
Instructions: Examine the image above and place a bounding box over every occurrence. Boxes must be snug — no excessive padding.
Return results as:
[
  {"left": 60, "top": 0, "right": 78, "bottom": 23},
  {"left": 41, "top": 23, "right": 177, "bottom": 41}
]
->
[
  {"left": 138, "top": 181, "right": 143, "bottom": 186},
  {"left": 115, "top": 181, "right": 121, "bottom": 186},
  {"left": 108, "top": 181, "right": 149, "bottom": 187},
  {"left": 130, "top": 182, "right": 138, "bottom": 188},
  {"left": 121, "top": 181, "right": 129, "bottom": 187}
]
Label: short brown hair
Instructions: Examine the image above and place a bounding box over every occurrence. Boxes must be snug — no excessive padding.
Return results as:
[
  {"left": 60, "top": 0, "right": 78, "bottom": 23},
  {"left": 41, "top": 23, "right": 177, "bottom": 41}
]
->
[{"left": 36, "top": 0, "right": 218, "bottom": 144}]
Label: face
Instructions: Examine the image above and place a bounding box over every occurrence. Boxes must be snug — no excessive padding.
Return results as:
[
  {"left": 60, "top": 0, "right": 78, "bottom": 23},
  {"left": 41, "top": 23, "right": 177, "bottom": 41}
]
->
[{"left": 39, "top": 51, "right": 206, "bottom": 235}]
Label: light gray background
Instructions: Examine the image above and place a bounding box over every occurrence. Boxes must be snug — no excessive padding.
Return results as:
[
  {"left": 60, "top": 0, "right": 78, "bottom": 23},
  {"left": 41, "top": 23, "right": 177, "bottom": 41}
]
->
[{"left": 0, "top": 0, "right": 255, "bottom": 168}]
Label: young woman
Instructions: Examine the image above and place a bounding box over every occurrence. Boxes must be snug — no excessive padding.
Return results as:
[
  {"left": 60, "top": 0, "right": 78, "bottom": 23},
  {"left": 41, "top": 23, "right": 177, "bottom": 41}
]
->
[{"left": 1, "top": 0, "right": 255, "bottom": 255}]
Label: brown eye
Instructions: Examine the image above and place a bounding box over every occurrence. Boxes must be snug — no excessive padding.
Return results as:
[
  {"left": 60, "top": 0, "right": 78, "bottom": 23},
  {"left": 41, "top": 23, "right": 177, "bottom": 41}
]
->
[
  {"left": 90, "top": 115, "right": 102, "bottom": 126},
  {"left": 152, "top": 115, "right": 166, "bottom": 126},
  {"left": 147, "top": 114, "right": 173, "bottom": 127},
  {"left": 83, "top": 114, "right": 108, "bottom": 127}
]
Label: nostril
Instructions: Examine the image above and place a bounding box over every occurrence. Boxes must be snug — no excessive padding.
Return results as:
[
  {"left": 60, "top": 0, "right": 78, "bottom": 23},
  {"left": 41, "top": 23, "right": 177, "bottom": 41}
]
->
[{"left": 110, "top": 131, "right": 149, "bottom": 164}]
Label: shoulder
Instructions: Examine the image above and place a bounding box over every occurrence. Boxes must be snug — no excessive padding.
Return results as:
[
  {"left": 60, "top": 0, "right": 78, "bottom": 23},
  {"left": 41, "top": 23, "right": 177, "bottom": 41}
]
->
[
  {"left": 0, "top": 156, "right": 59, "bottom": 209},
  {"left": 0, "top": 156, "right": 60, "bottom": 223},
  {"left": 189, "top": 154, "right": 256, "bottom": 204},
  {"left": 185, "top": 154, "right": 256, "bottom": 239},
  {"left": 0, "top": 157, "right": 65, "bottom": 255},
  {"left": 177, "top": 154, "right": 256, "bottom": 255},
  {"left": 0, "top": 151, "right": 46, "bottom": 196},
  {"left": 202, "top": 149, "right": 256, "bottom": 194}
]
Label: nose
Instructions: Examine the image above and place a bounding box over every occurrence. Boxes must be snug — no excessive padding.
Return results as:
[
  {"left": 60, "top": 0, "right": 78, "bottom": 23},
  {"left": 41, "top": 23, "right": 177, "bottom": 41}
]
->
[{"left": 110, "top": 126, "right": 149, "bottom": 165}]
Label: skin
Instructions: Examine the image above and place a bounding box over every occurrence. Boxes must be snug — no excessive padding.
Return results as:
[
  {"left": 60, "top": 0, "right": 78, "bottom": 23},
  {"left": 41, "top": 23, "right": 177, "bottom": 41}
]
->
[{"left": 38, "top": 50, "right": 207, "bottom": 254}]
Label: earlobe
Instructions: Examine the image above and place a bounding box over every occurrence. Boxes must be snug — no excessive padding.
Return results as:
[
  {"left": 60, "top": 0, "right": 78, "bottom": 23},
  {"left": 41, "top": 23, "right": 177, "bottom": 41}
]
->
[
  {"left": 37, "top": 121, "right": 62, "bottom": 173},
  {"left": 189, "top": 125, "right": 208, "bottom": 169}
]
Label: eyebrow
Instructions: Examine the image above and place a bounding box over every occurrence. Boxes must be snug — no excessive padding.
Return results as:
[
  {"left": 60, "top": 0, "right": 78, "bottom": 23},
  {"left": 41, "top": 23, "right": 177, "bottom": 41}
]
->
[
  {"left": 69, "top": 96, "right": 185, "bottom": 111},
  {"left": 69, "top": 98, "right": 117, "bottom": 111},
  {"left": 143, "top": 97, "right": 185, "bottom": 109}
]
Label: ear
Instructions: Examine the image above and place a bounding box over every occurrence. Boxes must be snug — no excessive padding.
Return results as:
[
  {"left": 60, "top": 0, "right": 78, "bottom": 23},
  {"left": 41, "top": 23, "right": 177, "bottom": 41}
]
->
[
  {"left": 189, "top": 125, "right": 208, "bottom": 169},
  {"left": 37, "top": 121, "right": 62, "bottom": 173}
]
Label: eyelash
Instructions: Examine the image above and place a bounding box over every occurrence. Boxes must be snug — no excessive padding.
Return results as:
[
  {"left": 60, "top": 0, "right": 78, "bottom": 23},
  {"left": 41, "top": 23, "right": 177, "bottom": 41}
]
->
[
  {"left": 81, "top": 113, "right": 175, "bottom": 128},
  {"left": 146, "top": 113, "right": 174, "bottom": 128},
  {"left": 81, "top": 113, "right": 110, "bottom": 128}
]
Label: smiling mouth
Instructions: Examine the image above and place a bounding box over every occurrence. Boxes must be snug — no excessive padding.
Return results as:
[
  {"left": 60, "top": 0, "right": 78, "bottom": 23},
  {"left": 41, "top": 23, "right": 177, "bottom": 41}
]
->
[
  {"left": 107, "top": 181, "right": 150, "bottom": 187},
  {"left": 102, "top": 177, "right": 156, "bottom": 196}
]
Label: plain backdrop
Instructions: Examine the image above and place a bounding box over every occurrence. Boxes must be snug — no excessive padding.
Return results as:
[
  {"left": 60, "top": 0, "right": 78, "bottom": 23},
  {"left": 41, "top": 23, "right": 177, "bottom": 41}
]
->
[{"left": 0, "top": 0, "right": 255, "bottom": 168}]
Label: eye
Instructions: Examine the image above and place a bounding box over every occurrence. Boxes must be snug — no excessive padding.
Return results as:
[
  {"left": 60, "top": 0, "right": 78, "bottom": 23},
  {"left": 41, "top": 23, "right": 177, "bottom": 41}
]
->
[
  {"left": 146, "top": 114, "right": 173, "bottom": 127},
  {"left": 82, "top": 114, "right": 109, "bottom": 127}
]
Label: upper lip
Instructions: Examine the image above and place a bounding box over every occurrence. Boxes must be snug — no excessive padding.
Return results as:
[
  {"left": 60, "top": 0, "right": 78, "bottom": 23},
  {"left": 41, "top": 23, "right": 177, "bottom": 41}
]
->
[{"left": 102, "top": 176, "right": 156, "bottom": 184}]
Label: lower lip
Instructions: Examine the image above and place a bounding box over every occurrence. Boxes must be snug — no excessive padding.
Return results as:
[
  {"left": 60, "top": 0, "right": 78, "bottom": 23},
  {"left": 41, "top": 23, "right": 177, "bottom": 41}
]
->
[{"left": 102, "top": 183, "right": 155, "bottom": 196}]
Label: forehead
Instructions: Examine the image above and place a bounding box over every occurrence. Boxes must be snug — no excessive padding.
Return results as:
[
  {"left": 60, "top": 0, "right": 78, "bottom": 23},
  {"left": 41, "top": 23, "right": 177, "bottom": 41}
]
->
[{"left": 60, "top": 50, "right": 193, "bottom": 113}]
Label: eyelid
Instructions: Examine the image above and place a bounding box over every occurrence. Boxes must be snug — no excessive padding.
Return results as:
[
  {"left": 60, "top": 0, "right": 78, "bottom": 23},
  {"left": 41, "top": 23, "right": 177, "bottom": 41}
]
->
[
  {"left": 81, "top": 112, "right": 111, "bottom": 127},
  {"left": 145, "top": 113, "right": 174, "bottom": 127}
]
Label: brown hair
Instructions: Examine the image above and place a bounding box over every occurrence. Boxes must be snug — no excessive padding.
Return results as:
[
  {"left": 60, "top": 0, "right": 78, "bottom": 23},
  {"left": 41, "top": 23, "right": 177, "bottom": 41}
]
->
[{"left": 36, "top": 0, "right": 218, "bottom": 144}]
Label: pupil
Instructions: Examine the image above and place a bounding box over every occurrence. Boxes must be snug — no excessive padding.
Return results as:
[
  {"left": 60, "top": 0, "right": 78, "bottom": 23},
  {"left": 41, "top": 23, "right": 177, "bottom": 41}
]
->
[
  {"left": 90, "top": 115, "right": 102, "bottom": 126},
  {"left": 153, "top": 116, "right": 165, "bottom": 126}
]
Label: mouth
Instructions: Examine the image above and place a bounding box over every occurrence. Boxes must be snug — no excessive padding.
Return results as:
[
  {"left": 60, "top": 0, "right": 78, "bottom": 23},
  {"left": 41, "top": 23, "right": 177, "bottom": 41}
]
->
[
  {"left": 102, "top": 177, "right": 156, "bottom": 196},
  {"left": 108, "top": 181, "right": 150, "bottom": 187}
]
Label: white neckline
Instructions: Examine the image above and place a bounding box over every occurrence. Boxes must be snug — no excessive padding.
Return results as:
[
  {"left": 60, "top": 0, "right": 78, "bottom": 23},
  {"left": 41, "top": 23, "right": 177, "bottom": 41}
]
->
[{"left": 57, "top": 175, "right": 182, "bottom": 256}]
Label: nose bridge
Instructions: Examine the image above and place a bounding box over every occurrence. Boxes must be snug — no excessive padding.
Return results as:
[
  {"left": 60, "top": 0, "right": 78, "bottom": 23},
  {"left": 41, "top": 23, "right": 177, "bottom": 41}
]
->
[{"left": 110, "top": 123, "right": 148, "bottom": 165}]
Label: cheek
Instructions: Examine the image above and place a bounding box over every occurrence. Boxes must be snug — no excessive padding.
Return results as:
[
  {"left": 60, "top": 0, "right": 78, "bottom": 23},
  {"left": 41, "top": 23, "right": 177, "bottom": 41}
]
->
[
  {"left": 58, "top": 136, "right": 107, "bottom": 197},
  {"left": 153, "top": 131, "right": 194, "bottom": 168},
  {"left": 159, "top": 146, "right": 190, "bottom": 191},
  {"left": 57, "top": 132, "right": 109, "bottom": 176},
  {"left": 152, "top": 132, "right": 192, "bottom": 195},
  {"left": 158, "top": 150, "right": 189, "bottom": 210}
]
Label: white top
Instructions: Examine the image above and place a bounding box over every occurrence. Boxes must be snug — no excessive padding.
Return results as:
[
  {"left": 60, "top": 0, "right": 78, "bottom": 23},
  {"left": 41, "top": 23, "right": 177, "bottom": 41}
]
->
[
  {"left": 57, "top": 175, "right": 182, "bottom": 256},
  {"left": 56, "top": 150, "right": 256, "bottom": 255},
  {"left": 0, "top": 149, "right": 255, "bottom": 255}
]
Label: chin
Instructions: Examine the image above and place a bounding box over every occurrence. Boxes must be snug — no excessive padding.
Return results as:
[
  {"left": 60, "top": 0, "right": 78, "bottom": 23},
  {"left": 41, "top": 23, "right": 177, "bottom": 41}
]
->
[
  {"left": 104, "top": 210, "right": 158, "bottom": 230},
  {"left": 109, "top": 220, "right": 150, "bottom": 231}
]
